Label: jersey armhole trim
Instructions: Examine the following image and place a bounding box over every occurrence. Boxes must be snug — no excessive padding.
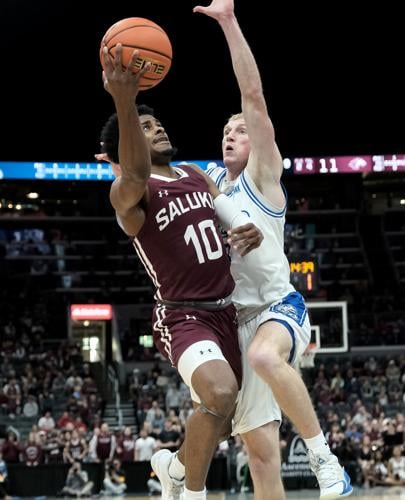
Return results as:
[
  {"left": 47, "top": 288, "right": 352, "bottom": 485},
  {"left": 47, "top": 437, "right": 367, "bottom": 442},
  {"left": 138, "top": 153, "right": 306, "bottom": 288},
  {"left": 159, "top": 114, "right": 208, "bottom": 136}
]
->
[{"left": 240, "top": 170, "right": 287, "bottom": 218}]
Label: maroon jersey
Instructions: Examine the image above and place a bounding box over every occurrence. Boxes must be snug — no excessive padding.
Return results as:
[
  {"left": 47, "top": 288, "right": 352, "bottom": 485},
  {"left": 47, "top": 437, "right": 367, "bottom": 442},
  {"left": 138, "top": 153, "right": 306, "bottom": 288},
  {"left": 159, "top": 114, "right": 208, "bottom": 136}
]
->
[
  {"left": 66, "top": 438, "right": 86, "bottom": 461},
  {"left": 96, "top": 433, "right": 113, "bottom": 460},
  {"left": 116, "top": 436, "right": 136, "bottom": 462},
  {"left": 133, "top": 165, "right": 234, "bottom": 301},
  {"left": 23, "top": 444, "right": 42, "bottom": 465},
  {"left": 1, "top": 440, "right": 20, "bottom": 463}
]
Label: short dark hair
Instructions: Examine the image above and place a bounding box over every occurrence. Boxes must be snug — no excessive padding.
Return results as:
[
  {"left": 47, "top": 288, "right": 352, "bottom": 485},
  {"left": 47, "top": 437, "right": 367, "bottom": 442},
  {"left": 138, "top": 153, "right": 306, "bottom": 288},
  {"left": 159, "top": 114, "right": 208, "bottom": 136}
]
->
[{"left": 100, "top": 104, "right": 155, "bottom": 164}]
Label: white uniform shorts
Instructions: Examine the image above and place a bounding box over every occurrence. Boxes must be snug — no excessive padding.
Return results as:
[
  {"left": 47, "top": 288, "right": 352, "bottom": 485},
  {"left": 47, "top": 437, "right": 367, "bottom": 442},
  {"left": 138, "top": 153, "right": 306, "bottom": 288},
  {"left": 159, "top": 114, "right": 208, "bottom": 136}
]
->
[{"left": 232, "top": 291, "right": 311, "bottom": 436}]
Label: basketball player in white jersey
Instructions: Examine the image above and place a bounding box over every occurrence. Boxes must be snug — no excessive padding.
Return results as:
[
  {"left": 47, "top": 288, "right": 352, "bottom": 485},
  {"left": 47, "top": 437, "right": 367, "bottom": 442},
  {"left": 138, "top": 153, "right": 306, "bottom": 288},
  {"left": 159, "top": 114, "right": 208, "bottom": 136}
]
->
[
  {"left": 152, "top": 1, "right": 353, "bottom": 499},
  {"left": 205, "top": 0, "right": 353, "bottom": 499}
]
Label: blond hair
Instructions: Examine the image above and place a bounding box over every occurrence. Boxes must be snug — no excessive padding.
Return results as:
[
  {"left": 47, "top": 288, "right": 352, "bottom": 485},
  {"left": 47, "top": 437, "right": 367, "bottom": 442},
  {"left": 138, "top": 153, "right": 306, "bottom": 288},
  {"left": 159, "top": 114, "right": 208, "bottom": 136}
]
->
[{"left": 228, "top": 112, "right": 244, "bottom": 122}]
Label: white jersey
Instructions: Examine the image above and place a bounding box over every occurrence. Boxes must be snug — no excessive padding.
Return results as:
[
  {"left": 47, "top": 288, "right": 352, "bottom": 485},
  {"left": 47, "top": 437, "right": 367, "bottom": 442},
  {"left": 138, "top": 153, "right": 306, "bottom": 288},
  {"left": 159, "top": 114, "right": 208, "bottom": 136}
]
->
[
  {"left": 207, "top": 165, "right": 294, "bottom": 312},
  {"left": 388, "top": 456, "right": 405, "bottom": 480}
]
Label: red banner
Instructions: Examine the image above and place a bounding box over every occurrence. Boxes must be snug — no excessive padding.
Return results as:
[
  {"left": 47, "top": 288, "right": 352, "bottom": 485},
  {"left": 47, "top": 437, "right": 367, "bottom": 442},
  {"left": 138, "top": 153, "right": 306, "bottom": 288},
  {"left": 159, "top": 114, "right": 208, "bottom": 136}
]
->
[{"left": 70, "top": 304, "right": 112, "bottom": 320}]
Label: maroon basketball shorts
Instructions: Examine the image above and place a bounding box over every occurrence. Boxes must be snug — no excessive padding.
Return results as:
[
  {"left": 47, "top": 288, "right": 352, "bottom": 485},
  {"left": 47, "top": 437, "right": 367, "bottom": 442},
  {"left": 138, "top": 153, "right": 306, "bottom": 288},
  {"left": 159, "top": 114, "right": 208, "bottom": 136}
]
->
[{"left": 152, "top": 303, "right": 242, "bottom": 389}]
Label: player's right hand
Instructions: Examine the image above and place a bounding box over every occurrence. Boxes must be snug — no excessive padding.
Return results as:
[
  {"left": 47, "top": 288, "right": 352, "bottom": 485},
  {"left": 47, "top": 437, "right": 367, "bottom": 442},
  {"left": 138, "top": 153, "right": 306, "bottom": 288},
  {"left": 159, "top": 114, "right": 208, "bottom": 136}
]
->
[{"left": 227, "top": 222, "right": 263, "bottom": 256}]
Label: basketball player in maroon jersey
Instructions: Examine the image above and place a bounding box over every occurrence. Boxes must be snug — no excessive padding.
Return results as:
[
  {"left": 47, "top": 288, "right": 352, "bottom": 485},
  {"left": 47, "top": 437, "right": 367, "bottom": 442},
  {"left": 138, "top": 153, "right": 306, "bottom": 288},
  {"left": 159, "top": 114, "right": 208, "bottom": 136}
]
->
[{"left": 100, "top": 45, "right": 262, "bottom": 500}]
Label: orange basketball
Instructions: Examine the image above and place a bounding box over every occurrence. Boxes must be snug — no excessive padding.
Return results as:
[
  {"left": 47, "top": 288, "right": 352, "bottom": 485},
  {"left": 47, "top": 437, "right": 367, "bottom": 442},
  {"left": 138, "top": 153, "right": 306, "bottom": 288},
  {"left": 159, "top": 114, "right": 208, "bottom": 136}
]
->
[{"left": 100, "top": 17, "right": 172, "bottom": 91}]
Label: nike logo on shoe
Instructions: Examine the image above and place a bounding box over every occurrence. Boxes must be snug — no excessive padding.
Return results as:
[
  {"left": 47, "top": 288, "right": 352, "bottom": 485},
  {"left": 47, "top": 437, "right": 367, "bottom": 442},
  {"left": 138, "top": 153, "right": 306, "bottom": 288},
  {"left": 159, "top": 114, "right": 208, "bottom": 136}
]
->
[{"left": 320, "top": 471, "right": 353, "bottom": 499}]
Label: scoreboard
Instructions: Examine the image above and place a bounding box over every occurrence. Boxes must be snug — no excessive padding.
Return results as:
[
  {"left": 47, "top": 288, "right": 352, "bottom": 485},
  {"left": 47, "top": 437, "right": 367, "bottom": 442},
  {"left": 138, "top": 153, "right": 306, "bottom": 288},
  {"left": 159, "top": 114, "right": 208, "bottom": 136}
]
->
[{"left": 289, "top": 254, "right": 319, "bottom": 293}]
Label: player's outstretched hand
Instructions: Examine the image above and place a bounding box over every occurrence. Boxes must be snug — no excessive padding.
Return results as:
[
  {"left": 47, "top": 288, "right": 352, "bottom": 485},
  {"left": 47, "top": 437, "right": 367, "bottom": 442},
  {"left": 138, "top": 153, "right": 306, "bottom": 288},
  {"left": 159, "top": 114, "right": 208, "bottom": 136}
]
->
[
  {"left": 193, "top": 0, "right": 234, "bottom": 20},
  {"left": 101, "top": 44, "right": 150, "bottom": 101},
  {"left": 228, "top": 223, "right": 263, "bottom": 256}
]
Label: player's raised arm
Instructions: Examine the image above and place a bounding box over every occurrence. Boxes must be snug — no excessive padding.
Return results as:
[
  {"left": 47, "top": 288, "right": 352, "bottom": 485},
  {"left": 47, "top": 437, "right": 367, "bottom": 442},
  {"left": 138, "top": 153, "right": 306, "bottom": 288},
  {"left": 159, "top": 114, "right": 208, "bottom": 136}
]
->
[
  {"left": 194, "top": 0, "right": 283, "bottom": 190},
  {"left": 102, "top": 45, "right": 151, "bottom": 220}
]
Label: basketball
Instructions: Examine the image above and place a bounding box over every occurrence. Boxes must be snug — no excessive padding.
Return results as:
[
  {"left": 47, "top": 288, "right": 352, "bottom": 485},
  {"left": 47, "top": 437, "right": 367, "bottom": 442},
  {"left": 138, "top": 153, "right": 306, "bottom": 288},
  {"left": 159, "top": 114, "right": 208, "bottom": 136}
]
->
[{"left": 100, "top": 17, "right": 172, "bottom": 91}]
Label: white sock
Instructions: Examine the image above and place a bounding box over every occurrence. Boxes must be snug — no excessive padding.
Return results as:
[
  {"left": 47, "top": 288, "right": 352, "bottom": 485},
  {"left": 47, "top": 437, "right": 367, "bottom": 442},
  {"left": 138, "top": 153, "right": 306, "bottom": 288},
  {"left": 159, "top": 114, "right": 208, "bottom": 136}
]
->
[
  {"left": 168, "top": 452, "right": 185, "bottom": 481},
  {"left": 184, "top": 486, "right": 206, "bottom": 499},
  {"left": 304, "top": 431, "right": 331, "bottom": 455}
]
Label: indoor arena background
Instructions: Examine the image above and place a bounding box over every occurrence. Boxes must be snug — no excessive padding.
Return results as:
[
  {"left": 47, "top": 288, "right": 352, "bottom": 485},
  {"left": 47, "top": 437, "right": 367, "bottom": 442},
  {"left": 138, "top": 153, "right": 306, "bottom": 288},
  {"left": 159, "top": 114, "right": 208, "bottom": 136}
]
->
[{"left": 0, "top": 0, "right": 404, "bottom": 498}]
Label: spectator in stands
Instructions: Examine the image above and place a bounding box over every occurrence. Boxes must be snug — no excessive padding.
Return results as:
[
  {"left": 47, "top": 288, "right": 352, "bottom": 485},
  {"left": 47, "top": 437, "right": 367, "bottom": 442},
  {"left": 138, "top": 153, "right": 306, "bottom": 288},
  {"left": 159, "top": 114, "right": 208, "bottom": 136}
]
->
[
  {"left": 21, "top": 431, "right": 42, "bottom": 466},
  {"left": 43, "top": 429, "right": 64, "bottom": 464},
  {"left": 2, "top": 377, "right": 21, "bottom": 419},
  {"left": 135, "top": 427, "right": 157, "bottom": 462},
  {"left": 357, "top": 435, "right": 373, "bottom": 486},
  {"left": 60, "top": 460, "right": 93, "bottom": 498},
  {"left": 23, "top": 395, "right": 39, "bottom": 418},
  {"left": 147, "top": 470, "right": 162, "bottom": 496},
  {"left": 360, "top": 378, "right": 374, "bottom": 402},
  {"left": 369, "top": 449, "right": 389, "bottom": 486},
  {"left": 87, "top": 393, "right": 103, "bottom": 422},
  {"left": 156, "top": 419, "right": 181, "bottom": 453},
  {"left": 89, "top": 423, "right": 116, "bottom": 462},
  {"left": 37, "top": 430, "right": 48, "bottom": 455},
  {"left": 145, "top": 400, "right": 160, "bottom": 425},
  {"left": 236, "top": 444, "right": 249, "bottom": 493},
  {"left": 377, "top": 387, "right": 388, "bottom": 406},
  {"left": 115, "top": 426, "right": 136, "bottom": 463},
  {"left": 165, "top": 382, "right": 182, "bottom": 414},
  {"left": 366, "top": 419, "right": 383, "bottom": 447},
  {"left": 1, "top": 432, "right": 21, "bottom": 463},
  {"left": 382, "top": 419, "right": 403, "bottom": 457},
  {"left": 387, "top": 445, "right": 405, "bottom": 485},
  {"left": 373, "top": 374, "right": 387, "bottom": 401},
  {"left": 0, "top": 451, "right": 11, "bottom": 500},
  {"left": 387, "top": 379, "right": 403, "bottom": 403},
  {"left": 38, "top": 410, "right": 56, "bottom": 433},
  {"left": 386, "top": 359, "right": 401, "bottom": 382},
  {"left": 344, "top": 368, "right": 360, "bottom": 402},
  {"left": 12, "top": 342, "right": 26, "bottom": 361},
  {"left": 65, "top": 374, "right": 83, "bottom": 395},
  {"left": 326, "top": 423, "right": 345, "bottom": 453},
  {"left": 364, "top": 356, "right": 378, "bottom": 376},
  {"left": 57, "top": 410, "right": 75, "bottom": 430},
  {"left": 51, "top": 370, "right": 66, "bottom": 395},
  {"left": 81, "top": 376, "right": 98, "bottom": 397},
  {"left": 73, "top": 416, "right": 88, "bottom": 435},
  {"left": 102, "top": 459, "right": 127, "bottom": 496},
  {"left": 64, "top": 429, "right": 88, "bottom": 464},
  {"left": 352, "top": 404, "right": 370, "bottom": 428},
  {"left": 179, "top": 400, "right": 194, "bottom": 429},
  {"left": 345, "top": 423, "right": 362, "bottom": 445},
  {"left": 216, "top": 439, "right": 229, "bottom": 457},
  {"left": 38, "top": 388, "right": 55, "bottom": 414},
  {"left": 330, "top": 370, "right": 345, "bottom": 393},
  {"left": 151, "top": 407, "right": 166, "bottom": 434}
]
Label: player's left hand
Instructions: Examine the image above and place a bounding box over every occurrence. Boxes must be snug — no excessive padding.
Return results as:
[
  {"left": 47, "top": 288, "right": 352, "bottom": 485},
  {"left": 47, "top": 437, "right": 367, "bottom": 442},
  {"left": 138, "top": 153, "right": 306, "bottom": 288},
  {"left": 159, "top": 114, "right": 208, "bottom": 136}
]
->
[{"left": 227, "top": 223, "right": 263, "bottom": 256}]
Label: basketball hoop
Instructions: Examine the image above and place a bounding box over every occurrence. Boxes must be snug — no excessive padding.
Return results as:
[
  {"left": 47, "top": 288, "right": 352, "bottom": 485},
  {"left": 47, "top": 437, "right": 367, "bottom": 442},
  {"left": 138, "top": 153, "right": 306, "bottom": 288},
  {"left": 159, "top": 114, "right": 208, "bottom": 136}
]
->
[{"left": 299, "top": 342, "right": 317, "bottom": 369}]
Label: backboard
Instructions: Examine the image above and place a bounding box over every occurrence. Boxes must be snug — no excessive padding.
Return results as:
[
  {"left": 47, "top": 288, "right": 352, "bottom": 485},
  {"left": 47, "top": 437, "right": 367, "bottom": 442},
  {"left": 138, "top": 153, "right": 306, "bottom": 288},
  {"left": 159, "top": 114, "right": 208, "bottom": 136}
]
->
[{"left": 307, "top": 301, "right": 349, "bottom": 354}]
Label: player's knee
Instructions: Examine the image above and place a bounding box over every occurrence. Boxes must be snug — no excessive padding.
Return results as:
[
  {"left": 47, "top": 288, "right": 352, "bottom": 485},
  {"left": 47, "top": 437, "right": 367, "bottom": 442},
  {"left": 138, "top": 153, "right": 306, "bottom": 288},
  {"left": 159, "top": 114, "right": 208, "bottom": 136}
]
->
[
  {"left": 248, "top": 450, "right": 281, "bottom": 481},
  {"left": 203, "top": 383, "right": 238, "bottom": 418},
  {"left": 248, "top": 342, "right": 283, "bottom": 376}
]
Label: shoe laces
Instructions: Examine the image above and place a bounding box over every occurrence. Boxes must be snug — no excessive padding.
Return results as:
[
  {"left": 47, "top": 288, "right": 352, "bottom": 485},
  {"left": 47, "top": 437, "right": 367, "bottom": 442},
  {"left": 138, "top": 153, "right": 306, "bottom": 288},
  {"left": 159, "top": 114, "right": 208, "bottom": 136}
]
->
[{"left": 309, "top": 452, "right": 342, "bottom": 485}]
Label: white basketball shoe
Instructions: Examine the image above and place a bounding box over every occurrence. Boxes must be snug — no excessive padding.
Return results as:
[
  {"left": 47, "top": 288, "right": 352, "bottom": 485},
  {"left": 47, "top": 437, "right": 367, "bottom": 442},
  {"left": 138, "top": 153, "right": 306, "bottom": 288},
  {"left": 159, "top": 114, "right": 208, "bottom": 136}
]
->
[
  {"left": 309, "top": 450, "right": 353, "bottom": 499},
  {"left": 151, "top": 449, "right": 184, "bottom": 500}
]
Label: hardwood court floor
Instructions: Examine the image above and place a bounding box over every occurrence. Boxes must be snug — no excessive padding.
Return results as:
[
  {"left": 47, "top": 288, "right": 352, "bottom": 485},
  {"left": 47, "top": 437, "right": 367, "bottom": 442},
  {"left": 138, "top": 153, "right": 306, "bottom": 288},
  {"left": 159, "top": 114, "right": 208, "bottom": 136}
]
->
[
  {"left": 37, "top": 488, "right": 405, "bottom": 500},
  {"left": 125, "top": 486, "right": 405, "bottom": 499}
]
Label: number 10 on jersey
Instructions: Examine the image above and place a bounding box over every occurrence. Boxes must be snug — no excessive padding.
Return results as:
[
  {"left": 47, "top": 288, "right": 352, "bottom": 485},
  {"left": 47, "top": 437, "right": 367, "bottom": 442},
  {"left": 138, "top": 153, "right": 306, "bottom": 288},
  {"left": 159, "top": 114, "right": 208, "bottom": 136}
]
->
[{"left": 184, "top": 220, "right": 223, "bottom": 264}]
